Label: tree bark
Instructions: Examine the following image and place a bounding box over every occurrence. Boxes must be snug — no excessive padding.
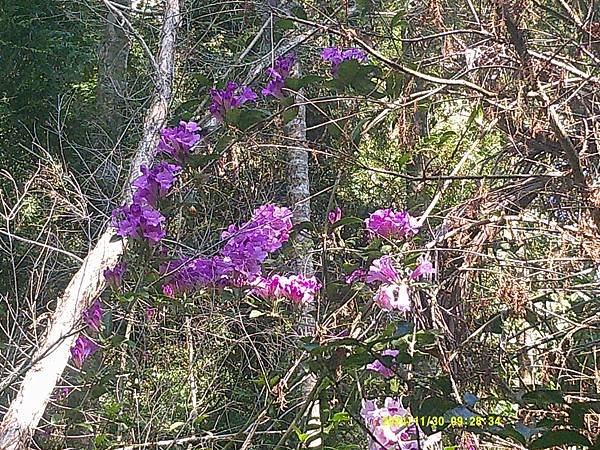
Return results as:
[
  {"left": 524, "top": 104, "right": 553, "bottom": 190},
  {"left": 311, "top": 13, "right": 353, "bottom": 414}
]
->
[
  {"left": 0, "top": 1, "right": 181, "bottom": 448},
  {"left": 97, "top": 0, "right": 131, "bottom": 142},
  {"left": 285, "top": 61, "right": 322, "bottom": 449},
  {"left": 95, "top": 0, "right": 132, "bottom": 189}
]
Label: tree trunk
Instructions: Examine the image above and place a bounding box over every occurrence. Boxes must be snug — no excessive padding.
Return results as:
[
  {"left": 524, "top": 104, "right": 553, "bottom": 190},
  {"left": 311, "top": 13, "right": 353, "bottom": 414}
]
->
[
  {"left": 285, "top": 61, "right": 322, "bottom": 449},
  {"left": 0, "top": 2, "right": 181, "bottom": 448},
  {"left": 97, "top": 0, "right": 131, "bottom": 142},
  {"left": 95, "top": 0, "right": 132, "bottom": 189}
]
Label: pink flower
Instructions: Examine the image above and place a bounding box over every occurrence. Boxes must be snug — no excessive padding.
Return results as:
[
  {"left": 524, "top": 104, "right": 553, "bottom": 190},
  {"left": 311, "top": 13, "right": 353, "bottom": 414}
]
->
[
  {"left": 328, "top": 207, "right": 342, "bottom": 224},
  {"left": 409, "top": 260, "right": 435, "bottom": 280},
  {"left": 374, "top": 283, "right": 410, "bottom": 312},
  {"left": 367, "top": 256, "right": 400, "bottom": 284},
  {"left": 279, "top": 274, "right": 321, "bottom": 306},
  {"left": 145, "top": 307, "right": 157, "bottom": 320},
  {"left": 249, "top": 275, "right": 284, "bottom": 299},
  {"left": 365, "top": 209, "right": 420, "bottom": 240},
  {"left": 366, "top": 349, "right": 400, "bottom": 378}
]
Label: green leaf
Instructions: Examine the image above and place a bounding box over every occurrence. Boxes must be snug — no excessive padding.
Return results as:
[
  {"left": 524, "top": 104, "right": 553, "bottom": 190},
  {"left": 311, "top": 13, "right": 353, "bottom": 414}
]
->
[
  {"left": 276, "top": 19, "right": 295, "bottom": 30},
  {"left": 466, "top": 104, "right": 484, "bottom": 129},
  {"left": 282, "top": 106, "right": 298, "bottom": 124},
  {"left": 110, "top": 335, "right": 126, "bottom": 347},
  {"left": 235, "top": 108, "right": 269, "bottom": 131},
  {"left": 529, "top": 429, "right": 591, "bottom": 449},
  {"left": 352, "top": 118, "right": 371, "bottom": 146},
  {"left": 391, "top": 11, "right": 406, "bottom": 29},
  {"left": 215, "top": 134, "right": 234, "bottom": 152},
  {"left": 397, "top": 152, "right": 412, "bottom": 167},
  {"left": 569, "top": 401, "right": 600, "bottom": 429},
  {"left": 481, "top": 424, "right": 528, "bottom": 445},
  {"left": 286, "top": 75, "right": 324, "bottom": 90},
  {"left": 337, "top": 59, "right": 362, "bottom": 86},
  {"left": 291, "top": 6, "right": 307, "bottom": 19},
  {"left": 173, "top": 98, "right": 201, "bottom": 119},
  {"left": 343, "top": 349, "right": 375, "bottom": 368},
  {"left": 331, "top": 412, "right": 350, "bottom": 423},
  {"left": 191, "top": 72, "right": 212, "bottom": 86},
  {"left": 331, "top": 217, "right": 363, "bottom": 229}
]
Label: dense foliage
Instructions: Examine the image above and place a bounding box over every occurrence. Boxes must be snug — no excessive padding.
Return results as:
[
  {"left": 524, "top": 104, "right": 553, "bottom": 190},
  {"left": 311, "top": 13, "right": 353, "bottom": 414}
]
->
[{"left": 1, "top": 0, "right": 600, "bottom": 449}]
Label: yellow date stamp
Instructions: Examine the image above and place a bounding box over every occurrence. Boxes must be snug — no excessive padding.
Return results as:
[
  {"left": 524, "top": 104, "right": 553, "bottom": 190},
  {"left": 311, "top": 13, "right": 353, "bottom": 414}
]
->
[{"left": 381, "top": 415, "right": 503, "bottom": 428}]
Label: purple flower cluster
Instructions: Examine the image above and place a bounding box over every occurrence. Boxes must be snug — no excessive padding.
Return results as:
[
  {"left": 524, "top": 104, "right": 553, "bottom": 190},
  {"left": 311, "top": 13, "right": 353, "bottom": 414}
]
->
[
  {"left": 262, "top": 54, "right": 296, "bottom": 99},
  {"left": 210, "top": 82, "right": 257, "bottom": 122},
  {"left": 157, "top": 121, "right": 202, "bottom": 164},
  {"left": 104, "top": 262, "right": 126, "bottom": 291},
  {"left": 112, "top": 158, "right": 181, "bottom": 244},
  {"left": 133, "top": 161, "right": 181, "bottom": 207},
  {"left": 366, "top": 349, "right": 399, "bottom": 378},
  {"left": 161, "top": 256, "right": 233, "bottom": 297},
  {"left": 250, "top": 273, "right": 321, "bottom": 306},
  {"left": 321, "top": 47, "right": 368, "bottom": 76},
  {"left": 220, "top": 204, "right": 293, "bottom": 279},
  {"left": 160, "top": 204, "right": 295, "bottom": 297},
  {"left": 112, "top": 203, "right": 166, "bottom": 243},
  {"left": 365, "top": 209, "right": 420, "bottom": 240},
  {"left": 70, "top": 335, "right": 100, "bottom": 369},
  {"left": 361, "top": 398, "right": 423, "bottom": 450}
]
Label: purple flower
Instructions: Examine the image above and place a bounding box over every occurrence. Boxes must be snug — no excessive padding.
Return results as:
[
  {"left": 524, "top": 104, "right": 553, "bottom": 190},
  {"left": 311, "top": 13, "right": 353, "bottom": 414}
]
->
[
  {"left": 374, "top": 283, "right": 410, "bottom": 312},
  {"left": 365, "top": 209, "right": 420, "bottom": 240},
  {"left": 132, "top": 161, "right": 181, "bottom": 207},
  {"left": 262, "top": 54, "right": 296, "bottom": 99},
  {"left": 112, "top": 203, "right": 166, "bottom": 243},
  {"left": 82, "top": 299, "right": 103, "bottom": 332},
  {"left": 157, "top": 121, "right": 202, "bottom": 163},
  {"left": 328, "top": 207, "right": 342, "bottom": 224},
  {"left": 160, "top": 204, "right": 293, "bottom": 297},
  {"left": 209, "top": 82, "right": 257, "bottom": 122},
  {"left": 367, "top": 256, "right": 400, "bottom": 284},
  {"left": 104, "top": 262, "right": 126, "bottom": 290},
  {"left": 279, "top": 274, "right": 321, "bottom": 306},
  {"left": 409, "top": 260, "right": 435, "bottom": 280},
  {"left": 366, "top": 349, "right": 400, "bottom": 378},
  {"left": 345, "top": 268, "right": 367, "bottom": 284},
  {"left": 54, "top": 386, "right": 71, "bottom": 400},
  {"left": 70, "top": 335, "right": 100, "bottom": 369},
  {"left": 220, "top": 204, "right": 293, "bottom": 278},
  {"left": 321, "top": 47, "right": 368, "bottom": 75},
  {"left": 160, "top": 256, "right": 233, "bottom": 297}
]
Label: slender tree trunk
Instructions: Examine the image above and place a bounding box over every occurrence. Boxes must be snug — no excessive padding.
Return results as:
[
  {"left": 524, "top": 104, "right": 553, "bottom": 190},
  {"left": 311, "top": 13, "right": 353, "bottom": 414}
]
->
[
  {"left": 97, "top": 0, "right": 131, "bottom": 142},
  {"left": 285, "top": 61, "right": 322, "bottom": 449},
  {"left": 95, "top": 0, "right": 132, "bottom": 190},
  {"left": 0, "top": 2, "right": 181, "bottom": 448}
]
